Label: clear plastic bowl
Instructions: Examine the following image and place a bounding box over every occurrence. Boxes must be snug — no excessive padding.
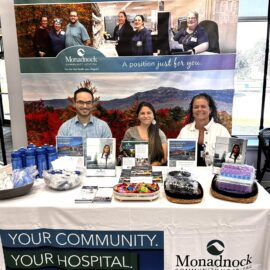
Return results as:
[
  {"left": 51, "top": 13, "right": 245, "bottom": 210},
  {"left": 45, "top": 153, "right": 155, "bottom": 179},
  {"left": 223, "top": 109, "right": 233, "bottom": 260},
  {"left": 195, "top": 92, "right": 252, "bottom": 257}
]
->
[{"left": 43, "top": 168, "right": 85, "bottom": 191}]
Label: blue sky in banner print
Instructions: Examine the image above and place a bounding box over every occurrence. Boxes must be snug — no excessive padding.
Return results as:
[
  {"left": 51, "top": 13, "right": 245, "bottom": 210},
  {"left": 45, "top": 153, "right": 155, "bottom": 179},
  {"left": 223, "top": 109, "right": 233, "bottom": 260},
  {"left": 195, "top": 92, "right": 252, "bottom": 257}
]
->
[{"left": 22, "top": 70, "right": 234, "bottom": 101}]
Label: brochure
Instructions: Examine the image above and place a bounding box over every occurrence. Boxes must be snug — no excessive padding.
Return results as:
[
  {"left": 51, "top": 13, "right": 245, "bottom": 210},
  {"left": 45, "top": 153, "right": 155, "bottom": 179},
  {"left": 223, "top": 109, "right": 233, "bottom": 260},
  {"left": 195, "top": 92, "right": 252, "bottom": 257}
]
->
[
  {"left": 130, "top": 166, "right": 152, "bottom": 183},
  {"left": 121, "top": 141, "right": 149, "bottom": 169},
  {"left": 119, "top": 168, "right": 162, "bottom": 183},
  {"left": 168, "top": 139, "right": 197, "bottom": 168},
  {"left": 93, "top": 187, "right": 113, "bottom": 203},
  {"left": 74, "top": 186, "right": 98, "bottom": 203},
  {"left": 152, "top": 171, "right": 163, "bottom": 183},
  {"left": 213, "top": 136, "right": 247, "bottom": 174},
  {"left": 119, "top": 169, "right": 131, "bottom": 183},
  {"left": 56, "top": 136, "right": 84, "bottom": 167},
  {"left": 86, "top": 138, "right": 116, "bottom": 176}
]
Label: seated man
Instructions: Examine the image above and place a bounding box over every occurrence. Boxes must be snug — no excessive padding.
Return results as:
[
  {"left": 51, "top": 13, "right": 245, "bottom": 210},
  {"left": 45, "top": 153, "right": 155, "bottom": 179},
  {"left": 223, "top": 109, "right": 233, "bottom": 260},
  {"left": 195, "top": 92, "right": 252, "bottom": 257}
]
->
[{"left": 58, "top": 87, "right": 112, "bottom": 139}]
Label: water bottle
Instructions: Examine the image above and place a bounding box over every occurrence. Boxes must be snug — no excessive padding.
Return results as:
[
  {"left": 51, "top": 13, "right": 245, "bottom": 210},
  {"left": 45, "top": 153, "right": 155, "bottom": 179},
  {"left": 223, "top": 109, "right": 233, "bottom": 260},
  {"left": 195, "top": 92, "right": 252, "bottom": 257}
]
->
[
  {"left": 25, "top": 148, "right": 36, "bottom": 168},
  {"left": 27, "top": 143, "right": 37, "bottom": 157},
  {"left": 11, "top": 150, "right": 23, "bottom": 170},
  {"left": 27, "top": 143, "right": 36, "bottom": 149},
  {"left": 36, "top": 147, "right": 47, "bottom": 177},
  {"left": 42, "top": 144, "right": 49, "bottom": 153},
  {"left": 47, "top": 145, "right": 58, "bottom": 170},
  {"left": 18, "top": 147, "right": 27, "bottom": 168}
]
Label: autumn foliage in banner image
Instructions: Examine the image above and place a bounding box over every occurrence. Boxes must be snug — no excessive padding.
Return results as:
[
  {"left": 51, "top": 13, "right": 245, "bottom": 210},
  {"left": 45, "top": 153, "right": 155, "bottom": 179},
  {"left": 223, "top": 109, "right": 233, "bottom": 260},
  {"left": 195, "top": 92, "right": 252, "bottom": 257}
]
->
[
  {"left": 24, "top": 98, "right": 188, "bottom": 148},
  {"left": 24, "top": 96, "right": 231, "bottom": 153}
]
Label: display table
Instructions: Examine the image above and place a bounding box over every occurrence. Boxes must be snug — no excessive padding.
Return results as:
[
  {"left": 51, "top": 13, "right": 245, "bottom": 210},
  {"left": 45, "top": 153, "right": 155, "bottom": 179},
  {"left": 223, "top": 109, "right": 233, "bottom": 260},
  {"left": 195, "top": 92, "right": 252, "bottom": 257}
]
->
[{"left": 1, "top": 167, "right": 270, "bottom": 270}]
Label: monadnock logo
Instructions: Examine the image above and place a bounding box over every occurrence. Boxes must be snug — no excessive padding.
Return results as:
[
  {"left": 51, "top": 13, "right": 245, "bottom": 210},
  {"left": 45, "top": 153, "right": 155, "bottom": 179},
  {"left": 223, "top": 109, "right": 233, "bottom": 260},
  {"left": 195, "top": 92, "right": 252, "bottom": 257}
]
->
[
  {"left": 207, "top": 240, "right": 225, "bottom": 256},
  {"left": 175, "top": 239, "right": 252, "bottom": 269},
  {"left": 64, "top": 47, "right": 98, "bottom": 63},
  {"left": 77, "top": 48, "right": 85, "bottom": 57}
]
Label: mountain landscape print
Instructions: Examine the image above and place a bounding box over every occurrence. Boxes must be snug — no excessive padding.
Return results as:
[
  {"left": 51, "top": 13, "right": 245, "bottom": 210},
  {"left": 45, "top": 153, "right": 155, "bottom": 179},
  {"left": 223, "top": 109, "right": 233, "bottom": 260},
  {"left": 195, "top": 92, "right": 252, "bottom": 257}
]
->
[{"left": 22, "top": 71, "right": 235, "bottom": 147}]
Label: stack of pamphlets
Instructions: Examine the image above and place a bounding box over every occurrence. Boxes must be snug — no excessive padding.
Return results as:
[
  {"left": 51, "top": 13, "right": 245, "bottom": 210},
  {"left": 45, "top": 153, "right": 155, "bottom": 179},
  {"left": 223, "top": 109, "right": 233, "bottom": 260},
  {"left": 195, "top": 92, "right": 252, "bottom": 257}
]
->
[
  {"left": 130, "top": 166, "right": 152, "bottom": 183},
  {"left": 119, "top": 169, "right": 163, "bottom": 183},
  {"left": 75, "top": 186, "right": 113, "bottom": 203}
]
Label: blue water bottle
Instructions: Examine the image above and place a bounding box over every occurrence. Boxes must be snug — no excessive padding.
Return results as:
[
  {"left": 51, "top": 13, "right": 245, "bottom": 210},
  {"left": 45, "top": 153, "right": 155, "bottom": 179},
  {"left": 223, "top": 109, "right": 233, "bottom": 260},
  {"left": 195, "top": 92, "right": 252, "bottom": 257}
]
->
[
  {"left": 18, "top": 147, "right": 27, "bottom": 168},
  {"left": 25, "top": 148, "right": 36, "bottom": 168},
  {"left": 11, "top": 150, "right": 23, "bottom": 170},
  {"left": 27, "top": 143, "right": 37, "bottom": 157},
  {"left": 36, "top": 147, "right": 47, "bottom": 177},
  {"left": 42, "top": 144, "right": 49, "bottom": 153},
  {"left": 27, "top": 143, "right": 36, "bottom": 149},
  {"left": 47, "top": 145, "right": 58, "bottom": 170}
]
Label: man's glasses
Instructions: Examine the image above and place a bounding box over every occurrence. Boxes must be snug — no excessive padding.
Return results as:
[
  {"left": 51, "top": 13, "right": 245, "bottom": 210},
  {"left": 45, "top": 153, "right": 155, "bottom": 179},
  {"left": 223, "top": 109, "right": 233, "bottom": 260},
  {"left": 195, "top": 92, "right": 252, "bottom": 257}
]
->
[{"left": 76, "top": 100, "right": 93, "bottom": 106}]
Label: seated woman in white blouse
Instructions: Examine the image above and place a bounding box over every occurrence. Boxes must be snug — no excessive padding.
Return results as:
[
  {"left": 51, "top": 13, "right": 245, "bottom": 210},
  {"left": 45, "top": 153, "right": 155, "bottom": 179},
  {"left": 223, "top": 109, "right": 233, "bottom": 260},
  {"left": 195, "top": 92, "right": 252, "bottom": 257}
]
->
[
  {"left": 177, "top": 93, "right": 230, "bottom": 166},
  {"left": 122, "top": 101, "right": 167, "bottom": 166}
]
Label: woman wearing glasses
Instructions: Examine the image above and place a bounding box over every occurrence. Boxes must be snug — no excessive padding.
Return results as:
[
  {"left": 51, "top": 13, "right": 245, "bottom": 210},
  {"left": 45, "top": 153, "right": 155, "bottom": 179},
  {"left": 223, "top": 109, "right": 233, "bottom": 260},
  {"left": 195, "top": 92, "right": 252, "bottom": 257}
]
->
[{"left": 173, "top": 11, "right": 209, "bottom": 54}]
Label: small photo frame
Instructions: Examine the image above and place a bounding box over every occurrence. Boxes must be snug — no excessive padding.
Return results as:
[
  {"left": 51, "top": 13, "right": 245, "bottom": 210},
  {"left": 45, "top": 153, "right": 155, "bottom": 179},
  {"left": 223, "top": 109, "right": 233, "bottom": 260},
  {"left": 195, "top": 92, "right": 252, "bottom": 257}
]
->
[
  {"left": 168, "top": 139, "right": 197, "bottom": 168},
  {"left": 213, "top": 136, "right": 247, "bottom": 174},
  {"left": 56, "top": 136, "right": 84, "bottom": 167},
  {"left": 86, "top": 138, "right": 116, "bottom": 176}
]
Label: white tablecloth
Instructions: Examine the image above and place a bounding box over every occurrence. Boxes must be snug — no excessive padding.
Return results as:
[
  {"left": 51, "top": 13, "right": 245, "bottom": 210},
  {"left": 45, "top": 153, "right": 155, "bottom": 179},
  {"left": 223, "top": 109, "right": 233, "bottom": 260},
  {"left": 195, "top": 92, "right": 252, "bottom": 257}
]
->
[{"left": 1, "top": 167, "right": 270, "bottom": 270}]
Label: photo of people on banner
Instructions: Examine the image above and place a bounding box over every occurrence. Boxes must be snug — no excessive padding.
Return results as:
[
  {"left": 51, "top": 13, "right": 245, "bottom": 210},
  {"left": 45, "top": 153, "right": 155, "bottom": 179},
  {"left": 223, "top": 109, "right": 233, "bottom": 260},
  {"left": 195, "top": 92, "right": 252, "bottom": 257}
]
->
[{"left": 14, "top": 0, "right": 238, "bottom": 58}]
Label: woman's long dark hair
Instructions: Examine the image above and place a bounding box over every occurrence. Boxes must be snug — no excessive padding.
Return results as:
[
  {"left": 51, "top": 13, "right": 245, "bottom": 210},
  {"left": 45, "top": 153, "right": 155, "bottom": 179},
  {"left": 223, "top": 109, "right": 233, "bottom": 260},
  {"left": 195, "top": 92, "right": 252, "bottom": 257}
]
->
[
  {"left": 229, "top": 144, "right": 240, "bottom": 163},
  {"left": 101, "top": 144, "right": 110, "bottom": 158},
  {"left": 187, "top": 93, "right": 219, "bottom": 123},
  {"left": 136, "top": 102, "right": 163, "bottom": 163}
]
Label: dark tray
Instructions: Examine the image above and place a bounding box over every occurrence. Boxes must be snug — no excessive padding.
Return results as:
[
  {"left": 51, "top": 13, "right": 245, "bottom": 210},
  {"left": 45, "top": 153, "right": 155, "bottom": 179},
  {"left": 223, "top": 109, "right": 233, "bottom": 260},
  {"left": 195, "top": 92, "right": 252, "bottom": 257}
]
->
[
  {"left": 211, "top": 175, "right": 258, "bottom": 203},
  {"left": 0, "top": 182, "right": 34, "bottom": 200},
  {"left": 164, "top": 180, "right": 203, "bottom": 204}
]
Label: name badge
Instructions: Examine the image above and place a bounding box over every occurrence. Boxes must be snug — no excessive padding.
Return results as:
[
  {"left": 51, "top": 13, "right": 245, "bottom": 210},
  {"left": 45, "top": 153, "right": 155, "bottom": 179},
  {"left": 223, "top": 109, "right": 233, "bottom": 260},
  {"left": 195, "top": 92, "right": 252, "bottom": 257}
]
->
[
  {"left": 136, "top": 41, "right": 143, "bottom": 47},
  {"left": 117, "top": 37, "right": 120, "bottom": 41},
  {"left": 190, "top": 37, "right": 197, "bottom": 42},
  {"left": 200, "top": 150, "right": 205, "bottom": 158}
]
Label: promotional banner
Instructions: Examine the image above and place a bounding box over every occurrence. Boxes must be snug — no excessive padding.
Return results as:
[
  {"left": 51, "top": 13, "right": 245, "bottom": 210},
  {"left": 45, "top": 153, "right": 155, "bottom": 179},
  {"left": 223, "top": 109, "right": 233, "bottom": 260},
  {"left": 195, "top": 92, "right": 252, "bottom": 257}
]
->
[
  {"left": 13, "top": 0, "right": 239, "bottom": 148},
  {"left": 0, "top": 229, "right": 164, "bottom": 270}
]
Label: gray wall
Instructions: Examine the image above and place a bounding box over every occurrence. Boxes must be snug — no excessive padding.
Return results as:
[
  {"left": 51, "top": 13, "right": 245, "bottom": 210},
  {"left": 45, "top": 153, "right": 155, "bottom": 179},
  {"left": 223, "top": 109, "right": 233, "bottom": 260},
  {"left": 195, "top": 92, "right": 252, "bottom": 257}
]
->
[{"left": 1, "top": 0, "right": 27, "bottom": 148}]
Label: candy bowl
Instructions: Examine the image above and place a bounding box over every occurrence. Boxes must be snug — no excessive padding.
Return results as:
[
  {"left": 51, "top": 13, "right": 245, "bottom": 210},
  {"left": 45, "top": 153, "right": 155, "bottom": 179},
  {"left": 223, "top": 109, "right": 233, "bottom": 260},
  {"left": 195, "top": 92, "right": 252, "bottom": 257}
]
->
[
  {"left": 113, "top": 182, "right": 160, "bottom": 201},
  {"left": 43, "top": 168, "right": 85, "bottom": 191}
]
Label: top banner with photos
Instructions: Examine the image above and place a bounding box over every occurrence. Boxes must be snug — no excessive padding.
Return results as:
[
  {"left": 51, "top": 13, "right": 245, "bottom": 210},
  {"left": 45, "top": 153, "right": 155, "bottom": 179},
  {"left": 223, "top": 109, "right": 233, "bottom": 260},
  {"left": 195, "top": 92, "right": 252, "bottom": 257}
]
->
[
  {"left": 13, "top": 0, "right": 239, "bottom": 147},
  {"left": 14, "top": 0, "right": 238, "bottom": 73}
]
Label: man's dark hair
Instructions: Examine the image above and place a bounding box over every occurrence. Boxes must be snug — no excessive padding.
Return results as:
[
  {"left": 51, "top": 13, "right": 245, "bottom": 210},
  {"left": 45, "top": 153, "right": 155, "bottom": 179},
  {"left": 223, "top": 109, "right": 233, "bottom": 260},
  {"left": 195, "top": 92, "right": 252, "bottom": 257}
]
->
[{"left": 74, "top": 87, "right": 94, "bottom": 101}]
